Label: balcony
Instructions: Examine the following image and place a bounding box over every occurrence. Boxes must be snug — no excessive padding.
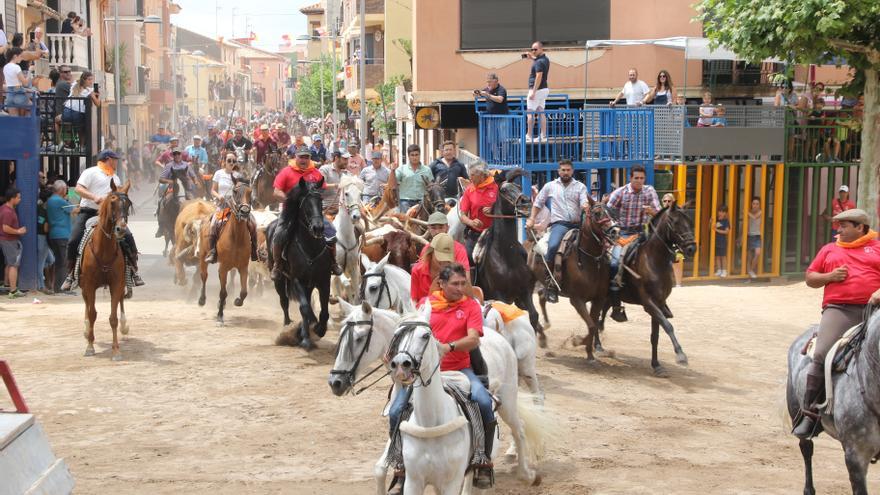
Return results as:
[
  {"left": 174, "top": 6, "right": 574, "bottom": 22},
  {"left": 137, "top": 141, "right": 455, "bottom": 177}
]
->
[
  {"left": 344, "top": 61, "right": 383, "bottom": 98},
  {"left": 44, "top": 34, "right": 89, "bottom": 71}
]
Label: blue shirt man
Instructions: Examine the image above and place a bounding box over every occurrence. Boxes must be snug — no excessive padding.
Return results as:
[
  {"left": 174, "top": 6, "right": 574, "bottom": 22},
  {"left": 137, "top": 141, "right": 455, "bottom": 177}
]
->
[{"left": 185, "top": 136, "right": 209, "bottom": 166}]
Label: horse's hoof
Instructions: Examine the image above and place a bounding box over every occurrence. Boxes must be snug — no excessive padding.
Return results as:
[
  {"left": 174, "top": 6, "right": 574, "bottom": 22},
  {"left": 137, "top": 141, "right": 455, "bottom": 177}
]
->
[
  {"left": 597, "top": 348, "right": 615, "bottom": 359},
  {"left": 537, "top": 333, "right": 548, "bottom": 349},
  {"left": 571, "top": 335, "right": 586, "bottom": 347},
  {"left": 542, "top": 321, "right": 552, "bottom": 331},
  {"left": 676, "top": 353, "right": 689, "bottom": 366},
  {"left": 531, "top": 473, "right": 542, "bottom": 486},
  {"left": 653, "top": 366, "right": 670, "bottom": 378},
  {"left": 111, "top": 354, "right": 123, "bottom": 362},
  {"left": 585, "top": 355, "right": 597, "bottom": 363},
  {"left": 198, "top": 297, "right": 206, "bottom": 306},
  {"left": 299, "top": 339, "right": 316, "bottom": 351},
  {"left": 84, "top": 348, "right": 95, "bottom": 357},
  {"left": 216, "top": 319, "right": 225, "bottom": 327},
  {"left": 234, "top": 298, "right": 243, "bottom": 307}
]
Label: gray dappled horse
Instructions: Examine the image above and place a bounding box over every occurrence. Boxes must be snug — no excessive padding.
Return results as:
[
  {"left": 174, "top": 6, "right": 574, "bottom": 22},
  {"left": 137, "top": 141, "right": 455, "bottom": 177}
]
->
[{"left": 787, "top": 307, "right": 880, "bottom": 495}]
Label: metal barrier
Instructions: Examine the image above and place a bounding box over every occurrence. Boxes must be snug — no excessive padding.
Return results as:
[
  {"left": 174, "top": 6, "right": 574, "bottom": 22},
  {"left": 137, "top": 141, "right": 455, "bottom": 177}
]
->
[
  {"left": 785, "top": 109, "right": 862, "bottom": 164},
  {"left": 473, "top": 93, "right": 571, "bottom": 114}
]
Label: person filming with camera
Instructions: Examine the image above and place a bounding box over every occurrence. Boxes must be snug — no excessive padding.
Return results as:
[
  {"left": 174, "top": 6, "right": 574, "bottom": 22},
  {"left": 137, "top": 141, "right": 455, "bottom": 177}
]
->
[{"left": 474, "top": 72, "right": 508, "bottom": 115}]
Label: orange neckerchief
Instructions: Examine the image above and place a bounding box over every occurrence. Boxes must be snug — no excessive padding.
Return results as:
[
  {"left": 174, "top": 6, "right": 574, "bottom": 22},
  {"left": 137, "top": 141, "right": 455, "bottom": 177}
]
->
[
  {"left": 429, "top": 290, "right": 467, "bottom": 312},
  {"left": 836, "top": 230, "right": 878, "bottom": 248},
  {"left": 287, "top": 159, "right": 316, "bottom": 172},
  {"left": 96, "top": 160, "right": 116, "bottom": 176},
  {"left": 468, "top": 175, "right": 495, "bottom": 192}
]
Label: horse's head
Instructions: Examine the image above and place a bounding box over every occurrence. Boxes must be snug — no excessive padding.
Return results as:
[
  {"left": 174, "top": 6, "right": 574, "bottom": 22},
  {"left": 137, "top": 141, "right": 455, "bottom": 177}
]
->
[
  {"left": 229, "top": 179, "right": 252, "bottom": 221},
  {"left": 425, "top": 179, "right": 447, "bottom": 213},
  {"left": 339, "top": 176, "right": 364, "bottom": 222},
  {"left": 105, "top": 179, "right": 132, "bottom": 240},
  {"left": 497, "top": 169, "right": 532, "bottom": 217},
  {"left": 286, "top": 177, "right": 325, "bottom": 239},
  {"left": 585, "top": 197, "right": 620, "bottom": 243},
  {"left": 360, "top": 253, "right": 392, "bottom": 309},
  {"left": 651, "top": 203, "right": 696, "bottom": 258},
  {"left": 388, "top": 317, "right": 439, "bottom": 387},
  {"left": 329, "top": 300, "right": 381, "bottom": 396}
]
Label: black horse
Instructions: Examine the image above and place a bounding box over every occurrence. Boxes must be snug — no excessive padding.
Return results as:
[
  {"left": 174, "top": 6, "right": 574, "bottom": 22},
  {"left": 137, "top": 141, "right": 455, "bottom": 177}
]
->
[
  {"left": 267, "top": 178, "right": 332, "bottom": 350},
  {"left": 474, "top": 169, "right": 544, "bottom": 343},
  {"left": 156, "top": 169, "right": 190, "bottom": 257},
  {"left": 598, "top": 204, "right": 697, "bottom": 376}
]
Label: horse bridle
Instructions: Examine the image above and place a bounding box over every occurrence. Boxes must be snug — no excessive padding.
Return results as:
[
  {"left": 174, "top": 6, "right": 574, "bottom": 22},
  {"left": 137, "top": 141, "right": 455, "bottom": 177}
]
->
[
  {"left": 92, "top": 192, "right": 129, "bottom": 273},
  {"left": 297, "top": 189, "right": 325, "bottom": 239},
  {"left": 329, "top": 317, "right": 390, "bottom": 395},
  {"left": 579, "top": 204, "right": 616, "bottom": 263},
  {"left": 229, "top": 183, "right": 251, "bottom": 221},
  {"left": 360, "top": 271, "right": 392, "bottom": 309},
  {"left": 649, "top": 210, "right": 695, "bottom": 256},
  {"left": 387, "top": 321, "right": 441, "bottom": 388},
  {"left": 485, "top": 181, "right": 530, "bottom": 219}
]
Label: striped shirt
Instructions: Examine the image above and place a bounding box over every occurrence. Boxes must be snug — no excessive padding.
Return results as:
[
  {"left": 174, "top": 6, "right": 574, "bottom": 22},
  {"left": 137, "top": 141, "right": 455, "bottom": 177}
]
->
[
  {"left": 608, "top": 183, "right": 660, "bottom": 231},
  {"left": 533, "top": 178, "right": 588, "bottom": 224}
]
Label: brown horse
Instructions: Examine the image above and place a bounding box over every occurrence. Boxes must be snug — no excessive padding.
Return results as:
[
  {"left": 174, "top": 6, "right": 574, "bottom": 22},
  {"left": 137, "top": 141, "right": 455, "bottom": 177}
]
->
[
  {"left": 80, "top": 179, "right": 132, "bottom": 361},
  {"left": 533, "top": 198, "right": 620, "bottom": 360},
  {"left": 598, "top": 204, "right": 697, "bottom": 376},
  {"left": 252, "top": 150, "right": 284, "bottom": 210},
  {"left": 172, "top": 199, "right": 215, "bottom": 286},
  {"left": 198, "top": 181, "right": 253, "bottom": 324}
]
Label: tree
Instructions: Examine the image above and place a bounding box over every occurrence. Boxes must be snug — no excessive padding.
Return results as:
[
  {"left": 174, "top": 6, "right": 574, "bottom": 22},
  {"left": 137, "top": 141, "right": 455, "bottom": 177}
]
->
[
  {"left": 699, "top": 0, "right": 880, "bottom": 225},
  {"left": 293, "top": 55, "right": 343, "bottom": 120},
  {"left": 367, "top": 75, "right": 406, "bottom": 140}
]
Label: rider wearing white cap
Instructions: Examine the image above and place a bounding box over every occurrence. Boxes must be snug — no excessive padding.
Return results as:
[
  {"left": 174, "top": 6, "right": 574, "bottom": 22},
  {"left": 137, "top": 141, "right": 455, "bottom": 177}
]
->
[{"left": 185, "top": 135, "right": 209, "bottom": 167}]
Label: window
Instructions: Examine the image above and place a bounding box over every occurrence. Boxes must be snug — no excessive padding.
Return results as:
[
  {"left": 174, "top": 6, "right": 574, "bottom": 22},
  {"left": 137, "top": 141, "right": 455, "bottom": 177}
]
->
[{"left": 460, "top": 0, "right": 610, "bottom": 50}]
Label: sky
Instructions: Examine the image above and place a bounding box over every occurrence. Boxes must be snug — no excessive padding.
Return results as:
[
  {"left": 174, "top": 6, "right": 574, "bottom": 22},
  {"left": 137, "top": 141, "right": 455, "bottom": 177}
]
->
[{"left": 171, "top": 0, "right": 313, "bottom": 52}]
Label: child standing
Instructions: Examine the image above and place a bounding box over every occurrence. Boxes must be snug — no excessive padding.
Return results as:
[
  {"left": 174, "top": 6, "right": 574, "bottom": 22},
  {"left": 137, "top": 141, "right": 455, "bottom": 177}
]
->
[
  {"left": 697, "top": 91, "right": 716, "bottom": 127},
  {"left": 747, "top": 197, "right": 763, "bottom": 279},
  {"left": 714, "top": 205, "right": 730, "bottom": 277}
]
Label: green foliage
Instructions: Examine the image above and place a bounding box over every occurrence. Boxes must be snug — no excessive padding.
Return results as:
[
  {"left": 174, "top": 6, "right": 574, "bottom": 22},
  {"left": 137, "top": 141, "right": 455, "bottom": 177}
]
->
[
  {"left": 368, "top": 74, "right": 406, "bottom": 139},
  {"left": 293, "top": 55, "right": 344, "bottom": 119},
  {"left": 104, "top": 43, "right": 130, "bottom": 98},
  {"left": 698, "top": 0, "right": 880, "bottom": 70},
  {"left": 393, "top": 38, "right": 413, "bottom": 72}
]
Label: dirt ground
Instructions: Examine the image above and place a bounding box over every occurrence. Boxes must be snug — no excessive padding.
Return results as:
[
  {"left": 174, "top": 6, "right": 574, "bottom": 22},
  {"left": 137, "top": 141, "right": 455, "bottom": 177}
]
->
[{"left": 1, "top": 191, "right": 876, "bottom": 494}]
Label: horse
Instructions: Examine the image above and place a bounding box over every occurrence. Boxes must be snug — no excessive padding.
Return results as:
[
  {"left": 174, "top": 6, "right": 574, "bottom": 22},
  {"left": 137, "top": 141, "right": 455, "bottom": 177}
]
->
[
  {"left": 332, "top": 175, "right": 365, "bottom": 303},
  {"left": 252, "top": 149, "right": 284, "bottom": 210},
  {"left": 360, "top": 253, "right": 415, "bottom": 314},
  {"left": 79, "top": 179, "right": 133, "bottom": 361},
  {"left": 532, "top": 198, "right": 620, "bottom": 360},
  {"left": 172, "top": 200, "right": 215, "bottom": 286},
  {"left": 388, "top": 310, "right": 541, "bottom": 493},
  {"left": 405, "top": 180, "right": 447, "bottom": 236},
  {"left": 787, "top": 308, "right": 880, "bottom": 495},
  {"left": 268, "top": 177, "right": 332, "bottom": 350},
  {"left": 474, "top": 169, "right": 544, "bottom": 345},
  {"left": 156, "top": 175, "right": 184, "bottom": 257},
  {"left": 483, "top": 302, "right": 544, "bottom": 404},
  {"left": 598, "top": 204, "right": 697, "bottom": 376},
  {"left": 197, "top": 181, "right": 253, "bottom": 325}
]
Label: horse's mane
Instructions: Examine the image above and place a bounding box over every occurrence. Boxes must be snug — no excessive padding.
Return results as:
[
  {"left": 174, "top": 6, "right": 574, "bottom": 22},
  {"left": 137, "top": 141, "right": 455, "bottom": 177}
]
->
[
  {"left": 280, "top": 182, "right": 308, "bottom": 224},
  {"left": 503, "top": 168, "right": 527, "bottom": 183},
  {"left": 339, "top": 174, "right": 364, "bottom": 191}
]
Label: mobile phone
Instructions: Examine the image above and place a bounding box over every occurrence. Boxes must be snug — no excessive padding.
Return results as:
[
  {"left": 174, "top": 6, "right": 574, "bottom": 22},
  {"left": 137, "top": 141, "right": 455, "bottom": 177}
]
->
[
  {"left": 473, "top": 89, "right": 481, "bottom": 95},
  {"left": 521, "top": 53, "right": 528, "bottom": 59},
  {"left": 93, "top": 83, "right": 99, "bottom": 92},
  {"left": 29, "top": 32, "right": 35, "bottom": 42}
]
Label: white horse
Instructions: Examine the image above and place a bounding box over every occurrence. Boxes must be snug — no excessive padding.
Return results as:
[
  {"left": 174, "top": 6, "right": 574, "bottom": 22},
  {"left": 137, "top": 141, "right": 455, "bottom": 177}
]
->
[
  {"left": 483, "top": 302, "right": 544, "bottom": 404},
  {"left": 390, "top": 307, "right": 541, "bottom": 493},
  {"left": 360, "top": 253, "right": 415, "bottom": 314},
  {"left": 333, "top": 175, "right": 365, "bottom": 303}
]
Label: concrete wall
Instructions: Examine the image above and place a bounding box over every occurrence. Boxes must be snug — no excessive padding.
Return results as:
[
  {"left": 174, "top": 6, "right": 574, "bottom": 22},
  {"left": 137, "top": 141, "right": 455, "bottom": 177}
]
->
[{"left": 383, "top": 0, "right": 411, "bottom": 83}]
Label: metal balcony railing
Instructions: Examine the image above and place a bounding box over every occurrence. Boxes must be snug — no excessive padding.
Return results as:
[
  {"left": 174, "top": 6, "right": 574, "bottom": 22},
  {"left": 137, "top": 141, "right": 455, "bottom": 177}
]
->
[{"left": 785, "top": 109, "right": 862, "bottom": 164}]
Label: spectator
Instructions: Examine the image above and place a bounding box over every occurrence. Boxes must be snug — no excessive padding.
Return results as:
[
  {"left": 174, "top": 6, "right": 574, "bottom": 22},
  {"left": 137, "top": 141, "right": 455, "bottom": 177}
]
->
[
  {"left": 72, "top": 16, "right": 91, "bottom": 37},
  {"left": 150, "top": 125, "right": 171, "bottom": 144},
  {"left": 347, "top": 142, "right": 366, "bottom": 175},
  {"left": 358, "top": 150, "right": 390, "bottom": 203},
  {"left": 747, "top": 197, "right": 762, "bottom": 279},
  {"left": 697, "top": 91, "right": 716, "bottom": 127},
  {"left": 309, "top": 134, "right": 327, "bottom": 164},
  {"left": 774, "top": 80, "right": 798, "bottom": 108},
  {"left": 4, "top": 47, "right": 33, "bottom": 116},
  {"left": 711, "top": 104, "right": 727, "bottom": 127},
  {"left": 476, "top": 72, "right": 508, "bottom": 115},
  {"left": 61, "top": 12, "right": 76, "bottom": 34},
  {"left": 388, "top": 144, "right": 433, "bottom": 212},
  {"left": 0, "top": 14, "right": 7, "bottom": 52},
  {"left": 713, "top": 205, "right": 730, "bottom": 278},
  {"left": 610, "top": 68, "right": 650, "bottom": 107},
  {"left": 319, "top": 151, "right": 349, "bottom": 211},
  {"left": 31, "top": 27, "right": 49, "bottom": 58},
  {"left": 826, "top": 185, "right": 856, "bottom": 239},
  {"left": 0, "top": 187, "right": 26, "bottom": 298},
  {"left": 523, "top": 41, "right": 549, "bottom": 142},
  {"left": 642, "top": 69, "right": 674, "bottom": 105},
  {"left": 59, "top": 71, "right": 99, "bottom": 148},
  {"left": 429, "top": 140, "right": 468, "bottom": 198},
  {"left": 36, "top": 189, "right": 55, "bottom": 293},
  {"left": 661, "top": 193, "right": 684, "bottom": 287}
]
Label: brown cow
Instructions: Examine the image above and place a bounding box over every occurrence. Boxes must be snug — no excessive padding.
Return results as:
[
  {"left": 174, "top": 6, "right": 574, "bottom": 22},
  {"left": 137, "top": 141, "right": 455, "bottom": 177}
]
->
[
  {"left": 172, "top": 200, "right": 216, "bottom": 285},
  {"left": 361, "top": 229, "right": 427, "bottom": 273}
]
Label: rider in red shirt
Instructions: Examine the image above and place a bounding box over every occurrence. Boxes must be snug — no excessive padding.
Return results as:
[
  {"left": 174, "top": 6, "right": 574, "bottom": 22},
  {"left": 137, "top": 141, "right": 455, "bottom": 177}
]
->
[
  {"left": 269, "top": 145, "right": 342, "bottom": 279},
  {"left": 253, "top": 124, "right": 278, "bottom": 166},
  {"left": 389, "top": 263, "right": 495, "bottom": 490},
  {"left": 459, "top": 164, "right": 499, "bottom": 264},
  {"left": 793, "top": 208, "right": 880, "bottom": 438},
  {"left": 410, "top": 233, "right": 464, "bottom": 305}
]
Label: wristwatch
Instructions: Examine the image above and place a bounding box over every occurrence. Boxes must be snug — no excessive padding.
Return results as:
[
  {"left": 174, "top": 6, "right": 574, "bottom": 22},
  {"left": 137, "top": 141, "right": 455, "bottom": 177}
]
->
[{"left": 449, "top": 342, "right": 456, "bottom": 351}]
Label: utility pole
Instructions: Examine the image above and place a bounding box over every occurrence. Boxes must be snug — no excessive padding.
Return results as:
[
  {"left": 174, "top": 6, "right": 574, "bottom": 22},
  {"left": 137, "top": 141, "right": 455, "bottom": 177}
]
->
[
  {"left": 358, "top": 0, "right": 366, "bottom": 155},
  {"left": 113, "top": 0, "right": 122, "bottom": 158}
]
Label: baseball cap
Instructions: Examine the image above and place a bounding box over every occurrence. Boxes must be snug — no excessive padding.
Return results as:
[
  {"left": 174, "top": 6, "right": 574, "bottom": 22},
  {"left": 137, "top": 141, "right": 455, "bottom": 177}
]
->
[
  {"left": 260, "top": 123, "right": 270, "bottom": 130},
  {"left": 839, "top": 185, "right": 850, "bottom": 192},
  {"left": 192, "top": 135, "right": 202, "bottom": 141},
  {"left": 312, "top": 134, "right": 322, "bottom": 142},
  {"left": 371, "top": 150, "right": 383, "bottom": 160},
  {"left": 97, "top": 149, "right": 120, "bottom": 160},
  {"left": 170, "top": 136, "right": 180, "bottom": 141},
  {"left": 833, "top": 208, "right": 869, "bottom": 226},
  {"left": 427, "top": 212, "right": 448, "bottom": 225},
  {"left": 172, "top": 149, "right": 182, "bottom": 155},
  {"left": 427, "top": 233, "right": 455, "bottom": 262},
  {"left": 294, "top": 145, "right": 312, "bottom": 157}
]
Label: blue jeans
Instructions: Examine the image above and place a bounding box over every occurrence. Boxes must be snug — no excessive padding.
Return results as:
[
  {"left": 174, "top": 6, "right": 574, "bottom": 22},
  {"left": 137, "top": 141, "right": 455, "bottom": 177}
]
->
[
  {"left": 37, "top": 236, "right": 54, "bottom": 288},
  {"left": 323, "top": 218, "right": 336, "bottom": 242},
  {"left": 610, "top": 244, "right": 622, "bottom": 276},
  {"left": 545, "top": 222, "right": 577, "bottom": 263},
  {"left": 399, "top": 199, "right": 421, "bottom": 213},
  {"left": 388, "top": 367, "right": 494, "bottom": 433}
]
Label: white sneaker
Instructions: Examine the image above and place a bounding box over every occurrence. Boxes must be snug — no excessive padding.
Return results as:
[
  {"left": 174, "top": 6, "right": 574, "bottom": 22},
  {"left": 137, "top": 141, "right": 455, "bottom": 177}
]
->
[
  {"left": 714, "top": 269, "right": 722, "bottom": 277},
  {"left": 748, "top": 270, "right": 757, "bottom": 278},
  {"left": 525, "top": 135, "right": 533, "bottom": 143},
  {"left": 720, "top": 270, "right": 728, "bottom": 278}
]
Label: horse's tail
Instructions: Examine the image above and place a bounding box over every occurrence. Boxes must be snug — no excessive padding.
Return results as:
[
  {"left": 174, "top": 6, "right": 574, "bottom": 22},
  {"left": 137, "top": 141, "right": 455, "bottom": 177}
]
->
[{"left": 515, "top": 394, "right": 561, "bottom": 463}]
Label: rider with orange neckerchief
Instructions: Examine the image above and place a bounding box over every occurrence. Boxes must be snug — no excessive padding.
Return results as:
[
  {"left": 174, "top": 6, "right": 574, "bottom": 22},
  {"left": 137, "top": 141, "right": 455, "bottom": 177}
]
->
[{"left": 792, "top": 208, "right": 880, "bottom": 438}]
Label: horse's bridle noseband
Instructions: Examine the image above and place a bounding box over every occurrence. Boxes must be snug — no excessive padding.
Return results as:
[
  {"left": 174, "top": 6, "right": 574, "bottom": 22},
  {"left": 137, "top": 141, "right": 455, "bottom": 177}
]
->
[
  {"left": 388, "top": 321, "right": 441, "bottom": 388},
  {"left": 650, "top": 210, "right": 696, "bottom": 256},
  {"left": 330, "top": 317, "right": 390, "bottom": 395},
  {"left": 297, "top": 189, "right": 325, "bottom": 239},
  {"left": 360, "top": 271, "right": 392, "bottom": 309}
]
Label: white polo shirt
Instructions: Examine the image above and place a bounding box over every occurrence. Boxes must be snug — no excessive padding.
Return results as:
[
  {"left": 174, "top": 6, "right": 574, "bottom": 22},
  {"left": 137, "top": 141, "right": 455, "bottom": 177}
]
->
[
  {"left": 77, "top": 164, "right": 120, "bottom": 210},
  {"left": 623, "top": 80, "right": 651, "bottom": 105}
]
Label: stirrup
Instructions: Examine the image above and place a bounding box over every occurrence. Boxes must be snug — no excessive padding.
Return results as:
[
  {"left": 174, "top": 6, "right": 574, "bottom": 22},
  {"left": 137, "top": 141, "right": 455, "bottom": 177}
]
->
[
  {"left": 610, "top": 306, "right": 628, "bottom": 323},
  {"left": 792, "top": 410, "right": 821, "bottom": 439},
  {"left": 472, "top": 465, "right": 495, "bottom": 489}
]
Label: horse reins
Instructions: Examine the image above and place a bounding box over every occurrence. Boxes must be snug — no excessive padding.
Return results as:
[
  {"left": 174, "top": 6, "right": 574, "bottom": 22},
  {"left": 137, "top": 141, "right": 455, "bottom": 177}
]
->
[
  {"left": 91, "top": 193, "right": 127, "bottom": 273},
  {"left": 329, "top": 317, "right": 391, "bottom": 395},
  {"left": 389, "top": 321, "right": 442, "bottom": 388}
]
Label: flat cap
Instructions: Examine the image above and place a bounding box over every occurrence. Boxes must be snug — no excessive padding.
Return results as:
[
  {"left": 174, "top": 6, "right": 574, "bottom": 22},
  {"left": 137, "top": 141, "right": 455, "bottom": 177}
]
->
[{"left": 833, "top": 208, "right": 869, "bottom": 225}]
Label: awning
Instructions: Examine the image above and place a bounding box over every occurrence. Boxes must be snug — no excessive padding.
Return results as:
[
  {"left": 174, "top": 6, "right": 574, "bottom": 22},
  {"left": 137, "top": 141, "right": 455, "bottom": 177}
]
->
[{"left": 585, "top": 37, "right": 782, "bottom": 63}]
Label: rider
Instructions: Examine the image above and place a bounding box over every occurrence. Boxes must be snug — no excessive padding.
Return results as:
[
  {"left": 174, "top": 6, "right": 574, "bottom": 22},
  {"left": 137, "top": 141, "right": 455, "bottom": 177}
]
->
[
  {"left": 224, "top": 128, "right": 253, "bottom": 166},
  {"left": 205, "top": 125, "right": 225, "bottom": 169},
  {"left": 204, "top": 152, "right": 258, "bottom": 264},
  {"left": 607, "top": 164, "right": 660, "bottom": 322},
  {"left": 429, "top": 140, "right": 469, "bottom": 199},
  {"left": 60, "top": 150, "right": 145, "bottom": 291},
  {"left": 269, "top": 144, "right": 343, "bottom": 279},
  {"left": 792, "top": 208, "right": 880, "bottom": 438},
  {"left": 274, "top": 123, "right": 292, "bottom": 149},
  {"left": 412, "top": 221, "right": 470, "bottom": 301},
  {"left": 318, "top": 150, "right": 350, "bottom": 212},
  {"left": 185, "top": 135, "right": 209, "bottom": 169},
  {"left": 459, "top": 162, "right": 498, "bottom": 265},
  {"left": 253, "top": 123, "right": 278, "bottom": 166},
  {"left": 154, "top": 136, "right": 188, "bottom": 170},
  {"left": 388, "top": 144, "right": 434, "bottom": 213},
  {"left": 525, "top": 159, "right": 589, "bottom": 303},
  {"left": 358, "top": 151, "right": 390, "bottom": 204},
  {"left": 389, "top": 262, "right": 496, "bottom": 491},
  {"left": 347, "top": 142, "right": 367, "bottom": 175},
  {"left": 309, "top": 134, "right": 327, "bottom": 164}
]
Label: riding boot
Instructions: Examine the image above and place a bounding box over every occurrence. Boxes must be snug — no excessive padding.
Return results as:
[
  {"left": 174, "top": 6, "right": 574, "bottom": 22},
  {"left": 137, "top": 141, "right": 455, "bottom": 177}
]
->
[
  {"left": 270, "top": 242, "right": 285, "bottom": 281},
  {"left": 122, "top": 245, "right": 145, "bottom": 287},
  {"left": 473, "top": 420, "right": 497, "bottom": 489},
  {"left": 154, "top": 200, "right": 163, "bottom": 237},
  {"left": 204, "top": 220, "right": 221, "bottom": 264},
  {"left": 328, "top": 242, "right": 343, "bottom": 276},
  {"left": 248, "top": 219, "right": 259, "bottom": 262},
  {"left": 59, "top": 259, "right": 76, "bottom": 291},
  {"left": 793, "top": 370, "right": 826, "bottom": 439},
  {"left": 609, "top": 287, "right": 628, "bottom": 323},
  {"left": 544, "top": 270, "right": 559, "bottom": 303}
]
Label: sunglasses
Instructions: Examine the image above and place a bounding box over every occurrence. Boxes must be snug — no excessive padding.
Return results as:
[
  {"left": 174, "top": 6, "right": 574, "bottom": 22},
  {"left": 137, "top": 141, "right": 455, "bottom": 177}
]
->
[
  {"left": 61, "top": 70, "right": 71, "bottom": 73},
  {"left": 530, "top": 48, "right": 538, "bottom": 52},
  {"left": 660, "top": 75, "right": 667, "bottom": 78},
  {"left": 662, "top": 200, "right": 672, "bottom": 204},
  {"left": 226, "top": 159, "right": 235, "bottom": 163}
]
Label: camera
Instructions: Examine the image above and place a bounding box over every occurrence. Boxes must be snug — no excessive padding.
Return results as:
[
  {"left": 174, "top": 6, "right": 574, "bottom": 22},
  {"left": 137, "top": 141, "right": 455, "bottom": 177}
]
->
[
  {"left": 473, "top": 89, "right": 481, "bottom": 96},
  {"left": 29, "top": 32, "right": 35, "bottom": 42},
  {"left": 521, "top": 53, "right": 528, "bottom": 59}
]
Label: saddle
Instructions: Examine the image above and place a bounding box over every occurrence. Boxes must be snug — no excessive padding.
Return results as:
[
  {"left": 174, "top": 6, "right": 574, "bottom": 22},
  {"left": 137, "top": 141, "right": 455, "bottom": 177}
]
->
[
  {"left": 71, "top": 219, "right": 135, "bottom": 291},
  {"left": 802, "top": 323, "right": 866, "bottom": 374}
]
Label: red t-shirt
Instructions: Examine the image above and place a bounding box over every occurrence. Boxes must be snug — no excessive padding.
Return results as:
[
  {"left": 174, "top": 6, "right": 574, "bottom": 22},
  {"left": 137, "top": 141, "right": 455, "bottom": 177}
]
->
[
  {"left": 831, "top": 199, "right": 856, "bottom": 231},
  {"left": 459, "top": 181, "right": 499, "bottom": 232},
  {"left": 411, "top": 261, "right": 433, "bottom": 304},
  {"left": 428, "top": 295, "right": 483, "bottom": 371},
  {"left": 273, "top": 163, "right": 324, "bottom": 194},
  {"left": 807, "top": 239, "right": 880, "bottom": 307},
  {"left": 0, "top": 204, "right": 20, "bottom": 241},
  {"left": 418, "top": 241, "right": 470, "bottom": 269}
]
